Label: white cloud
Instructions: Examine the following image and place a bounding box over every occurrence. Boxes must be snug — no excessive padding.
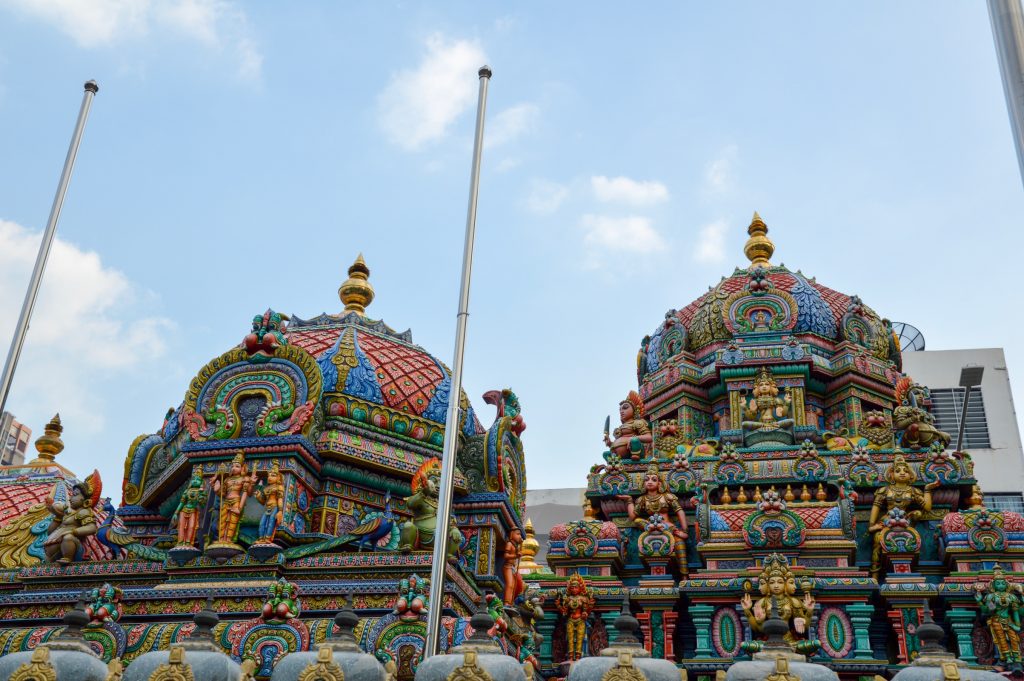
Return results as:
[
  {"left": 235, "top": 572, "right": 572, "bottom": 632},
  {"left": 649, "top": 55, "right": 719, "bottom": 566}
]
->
[
  {"left": 495, "top": 157, "right": 521, "bottom": 173},
  {"left": 591, "top": 175, "right": 669, "bottom": 206},
  {"left": 580, "top": 214, "right": 665, "bottom": 269},
  {"left": 0, "top": 0, "right": 262, "bottom": 80},
  {"left": 693, "top": 219, "right": 728, "bottom": 264},
  {"left": 0, "top": 220, "right": 173, "bottom": 433},
  {"left": 524, "top": 180, "right": 568, "bottom": 214},
  {"left": 378, "top": 34, "right": 487, "bottom": 151},
  {"left": 703, "top": 144, "right": 737, "bottom": 197},
  {"left": 485, "top": 103, "right": 539, "bottom": 149}
]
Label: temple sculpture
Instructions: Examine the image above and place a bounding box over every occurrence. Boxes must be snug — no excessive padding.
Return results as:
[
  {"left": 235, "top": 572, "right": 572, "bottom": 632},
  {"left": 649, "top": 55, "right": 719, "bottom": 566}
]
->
[
  {"left": 0, "top": 255, "right": 529, "bottom": 680},
  {"left": 536, "top": 214, "right": 1022, "bottom": 680},
  {"left": 0, "top": 217, "right": 1020, "bottom": 681}
]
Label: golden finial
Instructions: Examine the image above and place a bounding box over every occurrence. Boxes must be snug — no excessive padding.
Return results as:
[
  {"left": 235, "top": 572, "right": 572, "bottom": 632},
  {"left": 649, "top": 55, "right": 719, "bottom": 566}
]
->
[
  {"left": 30, "top": 414, "right": 64, "bottom": 464},
  {"left": 339, "top": 253, "right": 375, "bottom": 315},
  {"left": 743, "top": 211, "right": 774, "bottom": 268},
  {"left": 519, "top": 517, "right": 541, "bottom": 574}
]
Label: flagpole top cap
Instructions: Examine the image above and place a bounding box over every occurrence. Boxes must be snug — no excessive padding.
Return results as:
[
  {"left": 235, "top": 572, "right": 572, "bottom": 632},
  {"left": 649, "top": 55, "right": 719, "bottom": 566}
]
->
[
  {"left": 478, "top": 65, "right": 492, "bottom": 79},
  {"left": 84, "top": 80, "right": 99, "bottom": 94}
]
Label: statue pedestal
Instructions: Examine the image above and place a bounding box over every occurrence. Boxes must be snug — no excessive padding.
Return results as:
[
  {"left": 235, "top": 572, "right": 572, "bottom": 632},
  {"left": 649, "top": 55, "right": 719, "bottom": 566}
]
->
[
  {"left": 247, "top": 542, "right": 283, "bottom": 562},
  {"left": 167, "top": 545, "right": 201, "bottom": 566},
  {"left": 204, "top": 541, "right": 244, "bottom": 564}
]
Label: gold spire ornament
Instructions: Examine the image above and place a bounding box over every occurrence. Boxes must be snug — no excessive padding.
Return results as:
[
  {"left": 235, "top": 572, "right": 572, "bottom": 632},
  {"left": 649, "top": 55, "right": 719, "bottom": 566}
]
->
[
  {"left": 518, "top": 518, "right": 541, "bottom": 574},
  {"left": 743, "top": 211, "right": 775, "bottom": 268},
  {"left": 29, "top": 414, "right": 64, "bottom": 464},
  {"left": 339, "top": 254, "right": 375, "bottom": 315}
]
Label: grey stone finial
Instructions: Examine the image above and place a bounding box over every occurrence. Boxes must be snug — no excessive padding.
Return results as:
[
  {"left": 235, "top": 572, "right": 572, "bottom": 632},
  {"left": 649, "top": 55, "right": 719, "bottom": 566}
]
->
[
  {"left": 334, "top": 593, "right": 361, "bottom": 650},
  {"left": 612, "top": 593, "right": 642, "bottom": 648},
  {"left": 915, "top": 600, "right": 948, "bottom": 658},
  {"left": 63, "top": 597, "right": 90, "bottom": 632},
  {"left": 181, "top": 596, "right": 221, "bottom": 652},
  {"left": 468, "top": 597, "right": 495, "bottom": 642}
]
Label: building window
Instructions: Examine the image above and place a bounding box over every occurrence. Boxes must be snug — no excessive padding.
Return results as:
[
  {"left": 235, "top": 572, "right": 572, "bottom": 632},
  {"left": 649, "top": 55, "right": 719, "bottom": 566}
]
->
[
  {"left": 928, "top": 387, "right": 991, "bottom": 449},
  {"left": 984, "top": 493, "right": 1024, "bottom": 515}
]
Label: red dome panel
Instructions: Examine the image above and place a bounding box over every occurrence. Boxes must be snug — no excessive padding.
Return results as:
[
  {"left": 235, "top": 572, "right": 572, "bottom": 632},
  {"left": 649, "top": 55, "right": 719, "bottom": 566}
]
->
[{"left": 356, "top": 332, "right": 446, "bottom": 416}]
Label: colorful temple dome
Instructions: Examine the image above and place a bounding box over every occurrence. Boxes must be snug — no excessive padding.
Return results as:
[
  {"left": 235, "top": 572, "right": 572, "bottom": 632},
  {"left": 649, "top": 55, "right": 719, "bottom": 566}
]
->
[
  {"left": 285, "top": 255, "right": 483, "bottom": 446},
  {"left": 638, "top": 213, "right": 895, "bottom": 386}
]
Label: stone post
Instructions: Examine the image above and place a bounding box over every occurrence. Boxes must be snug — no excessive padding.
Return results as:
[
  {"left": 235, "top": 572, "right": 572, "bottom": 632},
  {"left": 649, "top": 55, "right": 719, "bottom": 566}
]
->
[
  {"left": 946, "top": 608, "right": 978, "bottom": 664},
  {"left": 691, "top": 604, "right": 716, "bottom": 658},
  {"left": 536, "top": 618, "right": 555, "bottom": 665},
  {"left": 845, "top": 603, "right": 875, "bottom": 660}
]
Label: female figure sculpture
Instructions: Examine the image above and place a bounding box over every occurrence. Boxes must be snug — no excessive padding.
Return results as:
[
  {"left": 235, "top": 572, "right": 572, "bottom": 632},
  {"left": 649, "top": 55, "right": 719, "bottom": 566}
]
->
[
  {"left": 618, "top": 465, "right": 688, "bottom": 565},
  {"left": 604, "top": 391, "right": 652, "bottom": 461},
  {"left": 974, "top": 566, "right": 1024, "bottom": 673},
  {"left": 867, "top": 454, "right": 938, "bottom": 578},
  {"left": 255, "top": 461, "right": 285, "bottom": 543},
  {"left": 170, "top": 466, "right": 207, "bottom": 548},
  {"left": 556, "top": 573, "right": 595, "bottom": 661},
  {"left": 740, "top": 553, "right": 819, "bottom": 655}
]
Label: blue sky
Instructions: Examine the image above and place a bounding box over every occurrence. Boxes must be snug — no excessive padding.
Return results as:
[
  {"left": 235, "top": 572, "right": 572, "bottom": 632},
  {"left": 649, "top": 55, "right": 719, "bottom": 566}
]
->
[{"left": 0, "top": 2, "right": 1021, "bottom": 500}]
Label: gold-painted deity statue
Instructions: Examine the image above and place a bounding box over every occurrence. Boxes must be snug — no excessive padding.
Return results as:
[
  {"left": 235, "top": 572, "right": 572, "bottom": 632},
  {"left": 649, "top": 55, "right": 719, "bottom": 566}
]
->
[
  {"left": 618, "top": 465, "right": 688, "bottom": 567},
  {"left": 741, "top": 367, "right": 795, "bottom": 446},
  {"left": 604, "top": 390, "right": 652, "bottom": 461},
  {"left": 555, "top": 573, "right": 595, "bottom": 662},
  {"left": 867, "top": 454, "right": 937, "bottom": 578},
  {"left": 210, "top": 450, "right": 257, "bottom": 550},
  {"left": 740, "top": 553, "right": 820, "bottom": 656}
]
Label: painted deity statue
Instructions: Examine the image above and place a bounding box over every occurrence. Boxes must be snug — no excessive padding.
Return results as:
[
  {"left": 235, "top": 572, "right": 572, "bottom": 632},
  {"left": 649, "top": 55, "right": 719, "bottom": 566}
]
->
[
  {"left": 399, "top": 458, "right": 462, "bottom": 559},
  {"left": 85, "top": 583, "right": 123, "bottom": 625},
  {"left": 556, "top": 573, "right": 595, "bottom": 662},
  {"left": 974, "top": 566, "right": 1024, "bottom": 673},
  {"left": 503, "top": 527, "right": 526, "bottom": 606},
  {"left": 741, "top": 367, "right": 795, "bottom": 445},
  {"left": 508, "top": 589, "right": 545, "bottom": 670},
  {"left": 618, "top": 465, "right": 688, "bottom": 566},
  {"left": 740, "top": 553, "right": 820, "bottom": 655},
  {"left": 604, "top": 390, "right": 652, "bottom": 461},
  {"left": 867, "top": 454, "right": 937, "bottom": 578},
  {"left": 254, "top": 461, "right": 285, "bottom": 543},
  {"left": 170, "top": 466, "right": 208, "bottom": 548},
  {"left": 44, "top": 471, "right": 102, "bottom": 564},
  {"left": 210, "top": 450, "right": 258, "bottom": 548},
  {"left": 393, "top": 574, "right": 429, "bottom": 621},
  {"left": 261, "top": 578, "right": 301, "bottom": 622}
]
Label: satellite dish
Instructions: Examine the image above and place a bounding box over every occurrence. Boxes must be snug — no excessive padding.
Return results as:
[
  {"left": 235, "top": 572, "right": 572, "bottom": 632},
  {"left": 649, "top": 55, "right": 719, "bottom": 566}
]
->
[{"left": 893, "top": 321, "right": 925, "bottom": 352}]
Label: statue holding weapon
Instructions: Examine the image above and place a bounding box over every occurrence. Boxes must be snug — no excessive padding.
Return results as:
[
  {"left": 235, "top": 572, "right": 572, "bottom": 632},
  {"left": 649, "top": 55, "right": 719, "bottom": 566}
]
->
[{"left": 208, "top": 450, "right": 257, "bottom": 552}]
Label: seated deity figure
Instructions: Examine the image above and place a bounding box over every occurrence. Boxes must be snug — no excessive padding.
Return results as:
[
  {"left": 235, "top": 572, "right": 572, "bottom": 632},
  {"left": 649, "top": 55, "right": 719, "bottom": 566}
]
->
[
  {"left": 44, "top": 472, "right": 102, "bottom": 564},
  {"left": 399, "top": 459, "right": 463, "bottom": 560},
  {"left": 741, "top": 367, "right": 795, "bottom": 446},
  {"left": 618, "top": 465, "right": 688, "bottom": 566},
  {"left": 604, "top": 390, "right": 652, "bottom": 461},
  {"left": 867, "top": 454, "right": 938, "bottom": 579},
  {"left": 740, "top": 553, "right": 820, "bottom": 655}
]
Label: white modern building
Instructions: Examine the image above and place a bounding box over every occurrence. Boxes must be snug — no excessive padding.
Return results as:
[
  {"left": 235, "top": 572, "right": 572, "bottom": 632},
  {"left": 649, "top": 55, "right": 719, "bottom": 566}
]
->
[{"left": 902, "top": 347, "right": 1024, "bottom": 512}]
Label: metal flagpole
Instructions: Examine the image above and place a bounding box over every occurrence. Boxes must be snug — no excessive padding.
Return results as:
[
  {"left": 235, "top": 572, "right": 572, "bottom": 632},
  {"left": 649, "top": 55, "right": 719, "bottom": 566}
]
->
[
  {"left": 423, "top": 65, "right": 491, "bottom": 659},
  {"left": 0, "top": 80, "right": 99, "bottom": 414},
  {"left": 988, "top": 0, "right": 1024, "bottom": 188}
]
